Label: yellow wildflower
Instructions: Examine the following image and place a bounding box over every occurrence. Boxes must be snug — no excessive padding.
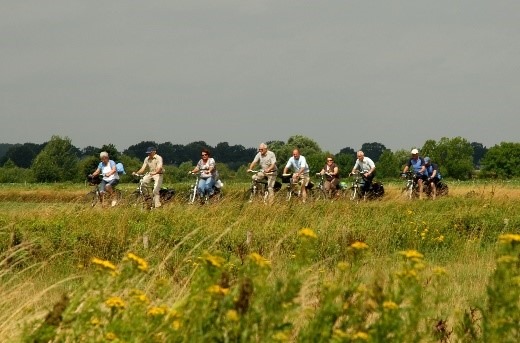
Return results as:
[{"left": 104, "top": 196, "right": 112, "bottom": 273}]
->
[
  {"left": 91, "top": 257, "right": 117, "bottom": 272},
  {"left": 299, "top": 228, "right": 317, "bottom": 238},
  {"left": 498, "top": 234, "right": 520, "bottom": 244},
  {"left": 434, "top": 235, "right": 445, "bottom": 242},
  {"left": 90, "top": 317, "right": 100, "bottom": 326},
  {"left": 272, "top": 331, "right": 290, "bottom": 341},
  {"left": 512, "top": 276, "right": 520, "bottom": 286},
  {"left": 337, "top": 261, "right": 349, "bottom": 271},
  {"left": 351, "top": 241, "right": 369, "bottom": 250},
  {"left": 105, "top": 332, "right": 117, "bottom": 341},
  {"left": 352, "top": 331, "right": 369, "bottom": 340},
  {"left": 200, "top": 252, "right": 225, "bottom": 268},
  {"left": 433, "top": 267, "right": 447, "bottom": 275},
  {"left": 496, "top": 255, "right": 519, "bottom": 264},
  {"left": 383, "top": 301, "right": 399, "bottom": 310},
  {"left": 148, "top": 305, "right": 169, "bottom": 317},
  {"left": 249, "top": 252, "right": 271, "bottom": 267},
  {"left": 127, "top": 252, "right": 149, "bottom": 272},
  {"left": 105, "top": 296, "right": 126, "bottom": 309},
  {"left": 399, "top": 250, "right": 424, "bottom": 260},
  {"left": 207, "top": 284, "right": 230, "bottom": 295},
  {"left": 333, "top": 329, "right": 349, "bottom": 338},
  {"left": 407, "top": 209, "right": 414, "bottom": 215},
  {"left": 226, "top": 309, "right": 239, "bottom": 321},
  {"left": 172, "top": 320, "right": 181, "bottom": 330}
]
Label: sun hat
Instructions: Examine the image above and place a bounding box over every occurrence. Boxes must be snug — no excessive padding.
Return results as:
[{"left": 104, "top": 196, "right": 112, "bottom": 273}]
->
[
  {"left": 145, "top": 147, "right": 156, "bottom": 154},
  {"left": 424, "top": 157, "right": 431, "bottom": 164},
  {"left": 411, "top": 148, "right": 419, "bottom": 154}
]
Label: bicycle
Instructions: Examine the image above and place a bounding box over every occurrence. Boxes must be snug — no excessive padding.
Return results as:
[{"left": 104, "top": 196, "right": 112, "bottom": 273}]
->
[
  {"left": 187, "top": 172, "right": 222, "bottom": 205},
  {"left": 423, "top": 178, "right": 449, "bottom": 198},
  {"left": 283, "top": 173, "right": 314, "bottom": 202},
  {"left": 401, "top": 171, "right": 421, "bottom": 200},
  {"left": 130, "top": 173, "right": 175, "bottom": 209},
  {"left": 247, "top": 170, "right": 281, "bottom": 203},
  {"left": 349, "top": 171, "right": 384, "bottom": 202},
  {"left": 83, "top": 175, "right": 122, "bottom": 208},
  {"left": 309, "top": 173, "right": 348, "bottom": 201},
  {"left": 308, "top": 173, "right": 328, "bottom": 201}
]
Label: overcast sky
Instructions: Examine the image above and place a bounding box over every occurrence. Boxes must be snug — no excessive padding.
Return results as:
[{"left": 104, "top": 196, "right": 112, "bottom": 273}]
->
[{"left": 1, "top": 1, "right": 519, "bottom": 154}]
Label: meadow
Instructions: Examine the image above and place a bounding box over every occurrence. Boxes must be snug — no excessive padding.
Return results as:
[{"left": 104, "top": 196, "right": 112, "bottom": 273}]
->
[{"left": 0, "top": 179, "right": 519, "bottom": 342}]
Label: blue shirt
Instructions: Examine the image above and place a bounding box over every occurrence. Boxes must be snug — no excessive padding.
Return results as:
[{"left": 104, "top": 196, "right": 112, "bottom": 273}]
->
[{"left": 285, "top": 155, "right": 309, "bottom": 174}]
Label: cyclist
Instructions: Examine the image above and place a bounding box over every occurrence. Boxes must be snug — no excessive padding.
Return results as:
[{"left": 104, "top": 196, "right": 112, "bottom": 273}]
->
[
  {"left": 402, "top": 148, "right": 427, "bottom": 199},
  {"left": 247, "top": 143, "right": 277, "bottom": 204},
  {"left": 424, "top": 157, "right": 441, "bottom": 199},
  {"left": 350, "top": 150, "right": 376, "bottom": 196},
  {"left": 283, "top": 148, "right": 310, "bottom": 203},
  {"left": 90, "top": 151, "right": 120, "bottom": 206},
  {"left": 319, "top": 155, "right": 340, "bottom": 199},
  {"left": 133, "top": 146, "right": 164, "bottom": 208},
  {"left": 190, "top": 148, "right": 218, "bottom": 200}
]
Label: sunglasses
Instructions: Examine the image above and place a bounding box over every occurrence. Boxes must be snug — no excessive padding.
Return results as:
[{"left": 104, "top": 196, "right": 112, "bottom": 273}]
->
[
  {"left": 201, "top": 153, "right": 208, "bottom": 156},
  {"left": 327, "top": 159, "right": 333, "bottom": 162}
]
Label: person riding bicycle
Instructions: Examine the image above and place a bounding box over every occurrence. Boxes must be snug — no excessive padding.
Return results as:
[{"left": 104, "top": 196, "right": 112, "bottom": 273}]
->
[
  {"left": 133, "top": 146, "right": 164, "bottom": 208},
  {"left": 247, "top": 143, "right": 277, "bottom": 204},
  {"left": 190, "top": 148, "right": 218, "bottom": 200},
  {"left": 319, "top": 155, "right": 340, "bottom": 199},
  {"left": 283, "top": 149, "right": 310, "bottom": 203},
  {"left": 89, "top": 151, "right": 120, "bottom": 207},
  {"left": 350, "top": 150, "right": 375, "bottom": 196},
  {"left": 424, "top": 156, "right": 441, "bottom": 199},
  {"left": 402, "top": 148, "right": 427, "bottom": 199}
]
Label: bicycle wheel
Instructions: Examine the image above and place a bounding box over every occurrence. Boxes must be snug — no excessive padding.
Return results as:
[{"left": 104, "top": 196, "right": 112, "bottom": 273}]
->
[
  {"left": 109, "top": 189, "right": 123, "bottom": 207},
  {"left": 402, "top": 182, "right": 413, "bottom": 200},
  {"left": 311, "top": 188, "right": 327, "bottom": 201},
  {"left": 437, "top": 182, "right": 449, "bottom": 196},
  {"left": 286, "top": 186, "right": 293, "bottom": 201},
  {"left": 188, "top": 186, "right": 198, "bottom": 204},
  {"left": 349, "top": 186, "right": 358, "bottom": 202},
  {"left": 83, "top": 190, "right": 98, "bottom": 207},
  {"left": 130, "top": 191, "right": 152, "bottom": 210},
  {"left": 248, "top": 185, "right": 257, "bottom": 203}
]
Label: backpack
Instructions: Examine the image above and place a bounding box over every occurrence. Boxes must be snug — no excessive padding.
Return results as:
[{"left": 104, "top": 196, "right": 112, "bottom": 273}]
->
[{"left": 116, "top": 162, "right": 126, "bottom": 175}]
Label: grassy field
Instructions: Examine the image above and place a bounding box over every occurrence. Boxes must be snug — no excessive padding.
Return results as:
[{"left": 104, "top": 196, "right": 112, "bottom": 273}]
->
[{"left": 1, "top": 180, "right": 519, "bottom": 342}]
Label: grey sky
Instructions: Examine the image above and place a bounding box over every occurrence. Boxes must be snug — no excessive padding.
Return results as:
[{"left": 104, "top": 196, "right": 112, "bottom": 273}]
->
[{"left": 1, "top": 1, "right": 519, "bottom": 154}]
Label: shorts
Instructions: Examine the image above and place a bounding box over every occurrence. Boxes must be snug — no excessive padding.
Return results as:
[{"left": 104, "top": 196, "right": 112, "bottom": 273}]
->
[{"left": 99, "top": 179, "right": 119, "bottom": 192}]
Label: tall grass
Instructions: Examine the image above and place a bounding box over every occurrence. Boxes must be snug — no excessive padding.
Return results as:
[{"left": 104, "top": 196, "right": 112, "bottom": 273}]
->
[{"left": 0, "top": 181, "right": 519, "bottom": 341}]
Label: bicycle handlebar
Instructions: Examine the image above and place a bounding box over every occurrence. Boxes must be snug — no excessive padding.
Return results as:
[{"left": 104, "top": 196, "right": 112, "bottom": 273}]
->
[{"left": 247, "top": 169, "right": 274, "bottom": 175}]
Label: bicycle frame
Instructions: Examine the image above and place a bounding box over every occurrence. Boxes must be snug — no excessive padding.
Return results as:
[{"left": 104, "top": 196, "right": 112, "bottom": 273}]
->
[
  {"left": 188, "top": 172, "right": 200, "bottom": 204},
  {"left": 401, "top": 171, "right": 419, "bottom": 199},
  {"left": 247, "top": 170, "right": 273, "bottom": 203},
  {"left": 349, "top": 171, "right": 366, "bottom": 201}
]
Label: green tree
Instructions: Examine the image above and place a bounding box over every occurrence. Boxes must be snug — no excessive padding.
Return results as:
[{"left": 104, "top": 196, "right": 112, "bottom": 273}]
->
[
  {"left": 481, "top": 142, "right": 520, "bottom": 178},
  {"left": 360, "top": 142, "right": 387, "bottom": 162},
  {"left": 100, "top": 144, "right": 121, "bottom": 161},
  {"left": 32, "top": 136, "right": 79, "bottom": 182},
  {"left": 470, "top": 142, "right": 488, "bottom": 169},
  {"left": 334, "top": 153, "right": 356, "bottom": 178},
  {"left": 435, "top": 137, "right": 474, "bottom": 180},
  {"left": 1, "top": 143, "right": 44, "bottom": 168},
  {"left": 124, "top": 141, "right": 158, "bottom": 159},
  {"left": 377, "top": 150, "right": 402, "bottom": 178},
  {"left": 273, "top": 135, "right": 323, "bottom": 168}
]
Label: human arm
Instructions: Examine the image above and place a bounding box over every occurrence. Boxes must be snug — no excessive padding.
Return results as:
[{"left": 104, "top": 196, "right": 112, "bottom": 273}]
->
[
  {"left": 133, "top": 159, "right": 147, "bottom": 175},
  {"left": 364, "top": 158, "right": 375, "bottom": 177}
]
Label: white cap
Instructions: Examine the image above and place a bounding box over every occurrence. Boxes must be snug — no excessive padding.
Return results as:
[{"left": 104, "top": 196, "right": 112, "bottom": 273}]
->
[{"left": 411, "top": 148, "right": 419, "bottom": 154}]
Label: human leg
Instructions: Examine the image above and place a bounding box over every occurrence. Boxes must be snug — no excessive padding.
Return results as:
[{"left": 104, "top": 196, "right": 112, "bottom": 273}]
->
[
  {"left": 266, "top": 173, "right": 276, "bottom": 203},
  {"left": 205, "top": 177, "right": 216, "bottom": 196},
  {"left": 152, "top": 174, "right": 163, "bottom": 207},
  {"left": 300, "top": 174, "right": 310, "bottom": 202}
]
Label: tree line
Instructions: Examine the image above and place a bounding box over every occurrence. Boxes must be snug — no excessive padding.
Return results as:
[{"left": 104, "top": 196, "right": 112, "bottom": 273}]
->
[{"left": 0, "top": 135, "right": 518, "bottom": 183}]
